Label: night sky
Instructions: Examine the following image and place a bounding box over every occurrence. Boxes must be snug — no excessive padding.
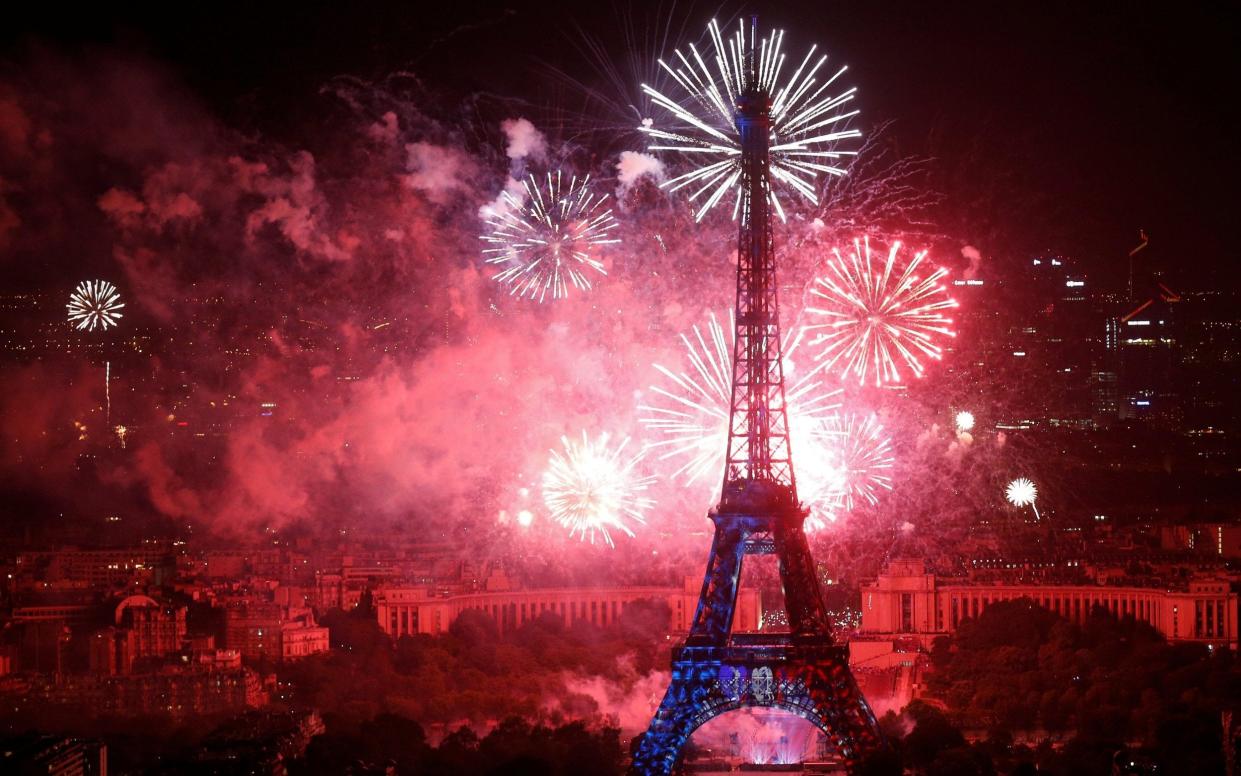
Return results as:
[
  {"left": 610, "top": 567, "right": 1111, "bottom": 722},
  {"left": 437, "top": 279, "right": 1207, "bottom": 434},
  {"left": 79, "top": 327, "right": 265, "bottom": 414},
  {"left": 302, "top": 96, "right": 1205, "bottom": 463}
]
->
[{"left": 6, "top": 1, "right": 1238, "bottom": 287}]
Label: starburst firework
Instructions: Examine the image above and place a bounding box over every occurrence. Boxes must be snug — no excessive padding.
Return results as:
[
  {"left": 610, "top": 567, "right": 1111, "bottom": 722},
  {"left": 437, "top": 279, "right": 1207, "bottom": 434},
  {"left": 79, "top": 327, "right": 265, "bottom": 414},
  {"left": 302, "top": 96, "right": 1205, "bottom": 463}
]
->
[
  {"left": 638, "top": 312, "right": 840, "bottom": 489},
  {"left": 542, "top": 432, "right": 654, "bottom": 547},
  {"left": 639, "top": 18, "right": 861, "bottom": 221},
  {"left": 1005, "top": 477, "right": 1038, "bottom": 511},
  {"left": 481, "top": 171, "right": 620, "bottom": 301},
  {"left": 66, "top": 280, "right": 125, "bottom": 331},
  {"left": 955, "top": 410, "right": 975, "bottom": 434},
  {"left": 805, "top": 413, "right": 894, "bottom": 517},
  {"left": 804, "top": 236, "right": 957, "bottom": 386}
]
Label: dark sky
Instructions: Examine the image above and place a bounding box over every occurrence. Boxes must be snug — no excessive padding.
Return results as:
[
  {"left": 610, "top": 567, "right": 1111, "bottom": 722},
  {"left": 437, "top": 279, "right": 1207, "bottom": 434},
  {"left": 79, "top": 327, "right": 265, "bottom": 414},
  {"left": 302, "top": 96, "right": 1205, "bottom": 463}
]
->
[{"left": 4, "top": 0, "right": 1240, "bottom": 287}]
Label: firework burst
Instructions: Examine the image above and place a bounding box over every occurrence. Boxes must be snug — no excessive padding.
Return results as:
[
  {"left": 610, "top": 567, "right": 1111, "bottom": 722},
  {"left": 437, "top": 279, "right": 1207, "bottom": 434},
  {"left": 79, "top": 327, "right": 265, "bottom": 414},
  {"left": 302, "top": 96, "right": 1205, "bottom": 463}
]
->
[
  {"left": 804, "top": 236, "right": 957, "bottom": 386},
  {"left": 639, "top": 18, "right": 861, "bottom": 221},
  {"left": 638, "top": 311, "right": 840, "bottom": 487},
  {"left": 542, "top": 432, "right": 654, "bottom": 547},
  {"left": 1005, "top": 476, "right": 1040, "bottom": 520},
  {"left": 800, "top": 413, "right": 893, "bottom": 531},
  {"left": 66, "top": 280, "right": 125, "bottom": 331},
  {"left": 954, "top": 410, "right": 975, "bottom": 434},
  {"left": 481, "top": 171, "right": 620, "bottom": 302}
]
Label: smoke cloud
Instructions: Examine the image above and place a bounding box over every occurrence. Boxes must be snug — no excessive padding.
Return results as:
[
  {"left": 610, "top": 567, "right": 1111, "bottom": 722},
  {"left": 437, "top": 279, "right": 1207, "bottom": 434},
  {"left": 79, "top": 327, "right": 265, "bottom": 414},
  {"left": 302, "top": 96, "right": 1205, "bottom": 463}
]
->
[
  {"left": 961, "top": 244, "right": 983, "bottom": 279},
  {"left": 500, "top": 116, "right": 547, "bottom": 162},
  {"left": 0, "top": 47, "right": 1024, "bottom": 576},
  {"left": 615, "top": 151, "right": 663, "bottom": 199}
]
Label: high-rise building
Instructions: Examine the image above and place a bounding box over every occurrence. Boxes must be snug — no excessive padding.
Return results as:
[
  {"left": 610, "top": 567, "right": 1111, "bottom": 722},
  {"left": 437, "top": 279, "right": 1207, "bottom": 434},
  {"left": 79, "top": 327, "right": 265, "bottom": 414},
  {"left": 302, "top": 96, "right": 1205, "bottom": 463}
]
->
[{"left": 1116, "top": 295, "right": 1181, "bottom": 426}]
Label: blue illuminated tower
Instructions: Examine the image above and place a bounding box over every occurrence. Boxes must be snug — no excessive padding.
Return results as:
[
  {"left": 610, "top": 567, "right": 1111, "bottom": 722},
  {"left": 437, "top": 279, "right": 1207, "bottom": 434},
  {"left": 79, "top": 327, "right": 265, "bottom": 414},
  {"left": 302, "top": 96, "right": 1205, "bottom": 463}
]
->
[{"left": 630, "top": 20, "right": 882, "bottom": 776}]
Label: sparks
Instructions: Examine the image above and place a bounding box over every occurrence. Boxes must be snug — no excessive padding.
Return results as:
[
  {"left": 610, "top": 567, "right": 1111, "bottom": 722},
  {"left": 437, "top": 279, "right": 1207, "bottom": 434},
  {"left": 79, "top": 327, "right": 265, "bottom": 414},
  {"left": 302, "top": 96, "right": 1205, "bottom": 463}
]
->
[
  {"left": 67, "top": 280, "right": 125, "bottom": 331},
  {"left": 1005, "top": 477, "right": 1041, "bottom": 520},
  {"left": 542, "top": 432, "right": 654, "bottom": 547},
  {"left": 803, "top": 412, "right": 894, "bottom": 520},
  {"left": 955, "top": 410, "right": 975, "bottom": 434},
  {"left": 804, "top": 236, "right": 957, "bottom": 386},
  {"left": 481, "top": 171, "right": 620, "bottom": 302},
  {"left": 639, "top": 18, "right": 861, "bottom": 221},
  {"left": 638, "top": 311, "right": 841, "bottom": 488}
]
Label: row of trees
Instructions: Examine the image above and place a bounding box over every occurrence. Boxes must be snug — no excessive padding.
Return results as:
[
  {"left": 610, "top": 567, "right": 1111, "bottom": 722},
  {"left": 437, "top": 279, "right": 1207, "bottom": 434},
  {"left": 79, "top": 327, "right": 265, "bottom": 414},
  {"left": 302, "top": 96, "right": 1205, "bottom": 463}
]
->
[
  {"left": 872, "top": 598, "right": 1239, "bottom": 774},
  {"left": 296, "top": 715, "right": 623, "bottom": 775},
  {"left": 281, "top": 597, "right": 672, "bottom": 728}
]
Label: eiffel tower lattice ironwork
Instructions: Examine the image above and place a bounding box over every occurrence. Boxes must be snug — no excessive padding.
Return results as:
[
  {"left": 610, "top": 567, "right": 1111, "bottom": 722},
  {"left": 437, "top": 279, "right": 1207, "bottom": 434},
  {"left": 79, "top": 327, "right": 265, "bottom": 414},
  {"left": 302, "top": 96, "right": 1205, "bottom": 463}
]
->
[{"left": 630, "top": 22, "right": 882, "bottom": 776}]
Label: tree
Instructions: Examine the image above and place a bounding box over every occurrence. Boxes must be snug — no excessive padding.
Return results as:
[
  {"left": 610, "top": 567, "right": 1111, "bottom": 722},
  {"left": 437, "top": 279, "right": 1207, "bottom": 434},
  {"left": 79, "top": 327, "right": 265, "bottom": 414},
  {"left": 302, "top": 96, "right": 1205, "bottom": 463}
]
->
[{"left": 901, "top": 701, "right": 966, "bottom": 769}]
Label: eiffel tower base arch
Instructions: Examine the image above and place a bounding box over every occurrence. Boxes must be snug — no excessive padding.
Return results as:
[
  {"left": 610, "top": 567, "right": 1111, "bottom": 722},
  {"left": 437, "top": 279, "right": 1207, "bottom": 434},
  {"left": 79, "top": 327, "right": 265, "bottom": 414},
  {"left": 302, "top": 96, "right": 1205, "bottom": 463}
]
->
[{"left": 630, "top": 639, "right": 882, "bottom": 774}]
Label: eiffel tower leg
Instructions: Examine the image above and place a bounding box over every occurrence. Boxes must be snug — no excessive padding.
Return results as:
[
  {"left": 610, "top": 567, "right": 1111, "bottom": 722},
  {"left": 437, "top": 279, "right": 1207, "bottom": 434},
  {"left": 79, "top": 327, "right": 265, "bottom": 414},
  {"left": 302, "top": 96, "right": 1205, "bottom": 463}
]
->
[
  {"left": 790, "top": 658, "right": 884, "bottom": 770},
  {"left": 629, "top": 661, "right": 718, "bottom": 775},
  {"left": 687, "top": 520, "right": 750, "bottom": 641},
  {"left": 773, "top": 523, "right": 830, "bottom": 636}
]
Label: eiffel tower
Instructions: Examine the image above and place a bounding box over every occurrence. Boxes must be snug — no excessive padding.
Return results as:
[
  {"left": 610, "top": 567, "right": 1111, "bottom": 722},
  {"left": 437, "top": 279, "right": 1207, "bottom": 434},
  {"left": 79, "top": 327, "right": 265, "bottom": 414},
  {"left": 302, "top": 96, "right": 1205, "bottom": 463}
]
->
[{"left": 630, "top": 23, "right": 882, "bottom": 776}]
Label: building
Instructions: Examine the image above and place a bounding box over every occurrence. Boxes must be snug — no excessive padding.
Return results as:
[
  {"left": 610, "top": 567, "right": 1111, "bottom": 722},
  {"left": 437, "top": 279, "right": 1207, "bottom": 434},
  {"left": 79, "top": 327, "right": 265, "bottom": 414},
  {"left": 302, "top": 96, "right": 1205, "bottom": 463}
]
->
[
  {"left": 88, "top": 627, "right": 135, "bottom": 676},
  {"left": 5, "top": 665, "right": 269, "bottom": 719},
  {"left": 1116, "top": 295, "right": 1181, "bottom": 425},
  {"left": 224, "top": 603, "right": 328, "bottom": 662},
  {"left": 373, "top": 575, "right": 762, "bottom": 639},
  {"left": 0, "top": 735, "right": 107, "bottom": 775},
  {"left": 859, "top": 559, "right": 1237, "bottom": 649},
  {"left": 114, "top": 595, "right": 186, "bottom": 661},
  {"left": 15, "top": 545, "right": 175, "bottom": 588},
  {"left": 281, "top": 612, "right": 330, "bottom": 660}
]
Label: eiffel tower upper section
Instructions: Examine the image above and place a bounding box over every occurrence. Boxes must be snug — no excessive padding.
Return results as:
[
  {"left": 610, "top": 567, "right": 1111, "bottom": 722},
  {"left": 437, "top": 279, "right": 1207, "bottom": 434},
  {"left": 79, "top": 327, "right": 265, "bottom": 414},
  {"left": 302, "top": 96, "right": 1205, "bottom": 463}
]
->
[{"left": 719, "top": 32, "right": 799, "bottom": 519}]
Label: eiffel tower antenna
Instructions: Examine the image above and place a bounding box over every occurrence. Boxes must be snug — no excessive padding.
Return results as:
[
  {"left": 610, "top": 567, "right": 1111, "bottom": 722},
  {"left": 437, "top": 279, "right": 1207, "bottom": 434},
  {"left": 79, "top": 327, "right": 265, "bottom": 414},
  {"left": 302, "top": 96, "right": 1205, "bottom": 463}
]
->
[{"left": 632, "top": 17, "right": 882, "bottom": 774}]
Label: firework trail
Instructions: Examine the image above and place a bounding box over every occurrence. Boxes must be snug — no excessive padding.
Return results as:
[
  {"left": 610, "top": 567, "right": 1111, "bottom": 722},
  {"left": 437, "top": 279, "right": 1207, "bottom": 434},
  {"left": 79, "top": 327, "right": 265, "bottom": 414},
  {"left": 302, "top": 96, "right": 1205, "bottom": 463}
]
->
[
  {"left": 67, "top": 280, "right": 125, "bottom": 331},
  {"left": 542, "top": 431, "right": 654, "bottom": 547},
  {"left": 481, "top": 171, "right": 620, "bottom": 302},
  {"left": 639, "top": 18, "right": 861, "bottom": 221},
  {"left": 804, "top": 236, "right": 957, "bottom": 387}
]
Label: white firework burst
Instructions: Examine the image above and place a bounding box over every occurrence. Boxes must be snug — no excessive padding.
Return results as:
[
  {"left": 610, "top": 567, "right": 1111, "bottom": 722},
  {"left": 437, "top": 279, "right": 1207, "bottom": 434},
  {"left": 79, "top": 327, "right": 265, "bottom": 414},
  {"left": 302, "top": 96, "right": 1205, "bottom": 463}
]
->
[
  {"left": 67, "top": 280, "right": 125, "bottom": 331},
  {"left": 481, "top": 171, "right": 620, "bottom": 302},
  {"left": 542, "top": 431, "right": 654, "bottom": 547},
  {"left": 804, "top": 412, "right": 894, "bottom": 516},
  {"left": 638, "top": 311, "right": 841, "bottom": 497},
  {"left": 639, "top": 17, "right": 862, "bottom": 221}
]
